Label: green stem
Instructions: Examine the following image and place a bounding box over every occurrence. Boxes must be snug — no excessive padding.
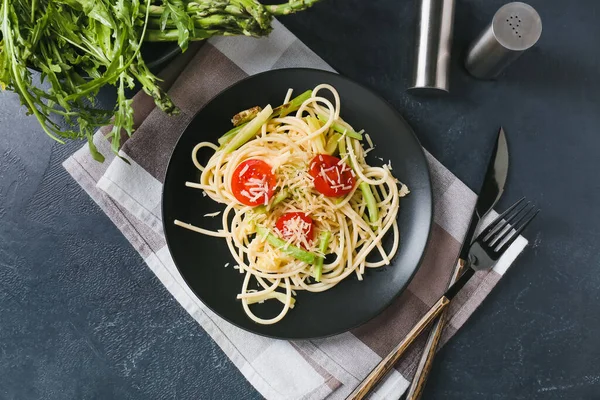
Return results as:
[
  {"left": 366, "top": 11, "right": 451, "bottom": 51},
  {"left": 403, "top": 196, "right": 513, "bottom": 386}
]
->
[
  {"left": 147, "top": 13, "right": 254, "bottom": 31},
  {"left": 2, "top": 0, "right": 63, "bottom": 143},
  {"left": 325, "top": 133, "right": 341, "bottom": 155},
  {"left": 142, "top": 3, "right": 246, "bottom": 18},
  {"left": 256, "top": 226, "right": 316, "bottom": 264},
  {"left": 145, "top": 28, "right": 218, "bottom": 41},
  {"left": 267, "top": 0, "right": 322, "bottom": 16},
  {"left": 359, "top": 182, "right": 379, "bottom": 224},
  {"left": 218, "top": 123, "right": 248, "bottom": 146},
  {"left": 230, "top": 0, "right": 271, "bottom": 30},
  {"left": 273, "top": 90, "right": 312, "bottom": 118},
  {"left": 339, "top": 138, "right": 379, "bottom": 224},
  {"left": 314, "top": 230, "right": 331, "bottom": 282},
  {"left": 271, "top": 188, "right": 289, "bottom": 206},
  {"left": 224, "top": 105, "right": 273, "bottom": 153}
]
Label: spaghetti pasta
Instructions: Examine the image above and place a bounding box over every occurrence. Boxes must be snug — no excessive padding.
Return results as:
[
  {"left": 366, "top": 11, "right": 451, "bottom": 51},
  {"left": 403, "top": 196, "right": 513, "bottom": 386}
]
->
[{"left": 175, "top": 84, "right": 409, "bottom": 325}]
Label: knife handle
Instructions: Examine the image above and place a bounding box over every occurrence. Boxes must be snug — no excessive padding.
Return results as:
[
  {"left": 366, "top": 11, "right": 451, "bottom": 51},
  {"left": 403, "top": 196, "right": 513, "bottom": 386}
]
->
[
  {"left": 347, "top": 296, "right": 451, "bottom": 400},
  {"left": 405, "top": 258, "right": 467, "bottom": 400}
]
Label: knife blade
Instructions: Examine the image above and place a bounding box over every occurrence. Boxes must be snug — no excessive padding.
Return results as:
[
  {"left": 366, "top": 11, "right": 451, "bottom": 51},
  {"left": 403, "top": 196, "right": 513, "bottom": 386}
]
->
[
  {"left": 406, "top": 127, "right": 509, "bottom": 400},
  {"left": 460, "top": 127, "right": 509, "bottom": 259}
]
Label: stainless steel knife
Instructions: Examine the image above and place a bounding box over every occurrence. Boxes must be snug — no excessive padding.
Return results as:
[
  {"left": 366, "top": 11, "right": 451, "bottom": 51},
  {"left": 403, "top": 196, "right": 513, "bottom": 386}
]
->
[
  {"left": 406, "top": 127, "right": 509, "bottom": 400},
  {"left": 347, "top": 128, "right": 513, "bottom": 400}
]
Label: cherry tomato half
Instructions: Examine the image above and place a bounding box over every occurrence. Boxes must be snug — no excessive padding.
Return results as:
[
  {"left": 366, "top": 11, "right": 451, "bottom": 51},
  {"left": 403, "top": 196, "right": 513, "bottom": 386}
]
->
[
  {"left": 231, "top": 159, "right": 277, "bottom": 207},
  {"left": 275, "top": 212, "right": 315, "bottom": 248},
  {"left": 309, "top": 154, "right": 356, "bottom": 197}
]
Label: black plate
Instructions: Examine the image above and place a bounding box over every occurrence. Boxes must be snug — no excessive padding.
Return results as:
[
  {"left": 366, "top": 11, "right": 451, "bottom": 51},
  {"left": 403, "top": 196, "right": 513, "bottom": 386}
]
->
[{"left": 162, "top": 69, "right": 432, "bottom": 339}]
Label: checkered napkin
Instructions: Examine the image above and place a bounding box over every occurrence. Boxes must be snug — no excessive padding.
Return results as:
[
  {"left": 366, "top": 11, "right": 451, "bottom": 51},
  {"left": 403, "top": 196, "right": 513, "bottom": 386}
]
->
[{"left": 63, "top": 21, "right": 528, "bottom": 400}]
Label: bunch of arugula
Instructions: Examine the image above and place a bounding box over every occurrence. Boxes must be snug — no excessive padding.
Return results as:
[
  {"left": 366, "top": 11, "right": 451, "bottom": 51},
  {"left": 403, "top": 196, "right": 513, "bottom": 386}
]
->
[{"left": 0, "top": 0, "right": 320, "bottom": 161}]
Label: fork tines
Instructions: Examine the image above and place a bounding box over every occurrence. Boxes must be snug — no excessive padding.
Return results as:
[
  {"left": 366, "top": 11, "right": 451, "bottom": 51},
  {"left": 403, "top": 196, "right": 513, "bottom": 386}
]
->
[{"left": 481, "top": 197, "right": 540, "bottom": 253}]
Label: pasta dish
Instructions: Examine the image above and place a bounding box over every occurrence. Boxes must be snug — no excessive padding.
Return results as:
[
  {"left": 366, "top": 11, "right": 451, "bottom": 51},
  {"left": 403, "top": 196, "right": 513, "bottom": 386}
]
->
[{"left": 175, "top": 84, "right": 409, "bottom": 324}]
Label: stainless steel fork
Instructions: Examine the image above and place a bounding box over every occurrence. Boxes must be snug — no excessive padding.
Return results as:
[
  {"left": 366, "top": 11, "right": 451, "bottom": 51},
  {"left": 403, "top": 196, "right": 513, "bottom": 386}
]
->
[{"left": 348, "top": 197, "right": 540, "bottom": 400}]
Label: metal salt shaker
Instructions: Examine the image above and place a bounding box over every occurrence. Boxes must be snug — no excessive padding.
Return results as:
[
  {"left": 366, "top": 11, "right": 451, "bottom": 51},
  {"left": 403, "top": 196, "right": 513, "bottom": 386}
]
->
[
  {"left": 465, "top": 2, "right": 542, "bottom": 79},
  {"left": 408, "top": 0, "right": 456, "bottom": 94}
]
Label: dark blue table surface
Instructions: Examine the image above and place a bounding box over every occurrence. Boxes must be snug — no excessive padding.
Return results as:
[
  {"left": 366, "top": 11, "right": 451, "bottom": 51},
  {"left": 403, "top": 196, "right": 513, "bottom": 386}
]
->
[{"left": 1, "top": 0, "right": 599, "bottom": 399}]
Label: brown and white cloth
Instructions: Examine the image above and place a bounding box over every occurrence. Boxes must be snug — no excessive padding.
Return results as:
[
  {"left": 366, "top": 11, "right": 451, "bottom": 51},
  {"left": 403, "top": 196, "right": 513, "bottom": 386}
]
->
[{"left": 63, "top": 21, "right": 527, "bottom": 400}]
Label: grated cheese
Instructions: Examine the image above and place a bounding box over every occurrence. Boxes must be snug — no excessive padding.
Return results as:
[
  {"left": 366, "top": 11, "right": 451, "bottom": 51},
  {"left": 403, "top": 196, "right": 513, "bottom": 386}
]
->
[
  {"left": 239, "top": 164, "right": 250, "bottom": 177},
  {"left": 281, "top": 215, "right": 312, "bottom": 249},
  {"left": 337, "top": 155, "right": 349, "bottom": 165},
  {"left": 243, "top": 176, "right": 272, "bottom": 204}
]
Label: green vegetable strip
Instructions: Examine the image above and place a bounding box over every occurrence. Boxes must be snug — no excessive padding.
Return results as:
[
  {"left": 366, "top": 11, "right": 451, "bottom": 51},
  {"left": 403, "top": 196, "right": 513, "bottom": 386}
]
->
[
  {"left": 218, "top": 122, "right": 247, "bottom": 146},
  {"left": 317, "top": 113, "right": 363, "bottom": 140},
  {"left": 339, "top": 138, "right": 379, "bottom": 224},
  {"left": 223, "top": 91, "right": 313, "bottom": 153},
  {"left": 232, "top": 106, "right": 262, "bottom": 126},
  {"left": 305, "top": 116, "right": 321, "bottom": 130},
  {"left": 273, "top": 90, "right": 312, "bottom": 118},
  {"left": 256, "top": 226, "right": 316, "bottom": 264},
  {"left": 314, "top": 230, "right": 331, "bottom": 282},
  {"left": 271, "top": 188, "right": 289, "bottom": 206},
  {"left": 266, "top": 0, "right": 322, "bottom": 15},
  {"left": 325, "top": 132, "right": 341, "bottom": 155},
  {"left": 253, "top": 188, "right": 289, "bottom": 214},
  {"left": 359, "top": 182, "right": 379, "bottom": 224},
  {"left": 224, "top": 105, "right": 273, "bottom": 153}
]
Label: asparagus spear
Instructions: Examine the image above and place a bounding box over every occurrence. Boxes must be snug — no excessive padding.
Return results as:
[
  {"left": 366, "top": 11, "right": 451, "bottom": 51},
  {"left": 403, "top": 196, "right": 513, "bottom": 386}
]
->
[
  {"left": 314, "top": 230, "right": 331, "bottom": 282},
  {"left": 232, "top": 106, "right": 262, "bottom": 126},
  {"left": 220, "top": 90, "right": 313, "bottom": 147},
  {"left": 253, "top": 187, "right": 290, "bottom": 213},
  {"left": 339, "top": 139, "right": 379, "bottom": 224},
  {"left": 224, "top": 105, "right": 273, "bottom": 153},
  {"left": 272, "top": 90, "right": 312, "bottom": 118},
  {"left": 218, "top": 123, "right": 247, "bottom": 146},
  {"left": 359, "top": 182, "right": 379, "bottom": 224},
  {"left": 266, "top": 0, "right": 323, "bottom": 15},
  {"left": 256, "top": 226, "right": 316, "bottom": 264},
  {"left": 271, "top": 188, "right": 290, "bottom": 206},
  {"left": 325, "top": 132, "right": 341, "bottom": 155}
]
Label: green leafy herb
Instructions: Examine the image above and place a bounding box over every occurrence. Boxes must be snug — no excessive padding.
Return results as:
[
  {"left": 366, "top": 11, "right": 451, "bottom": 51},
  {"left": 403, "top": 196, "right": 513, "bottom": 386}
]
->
[{"left": 0, "top": 0, "right": 322, "bottom": 161}]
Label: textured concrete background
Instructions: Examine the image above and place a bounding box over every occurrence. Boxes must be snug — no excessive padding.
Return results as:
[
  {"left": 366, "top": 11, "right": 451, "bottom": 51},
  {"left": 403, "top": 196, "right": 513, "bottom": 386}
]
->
[{"left": 1, "top": 0, "right": 599, "bottom": 398}]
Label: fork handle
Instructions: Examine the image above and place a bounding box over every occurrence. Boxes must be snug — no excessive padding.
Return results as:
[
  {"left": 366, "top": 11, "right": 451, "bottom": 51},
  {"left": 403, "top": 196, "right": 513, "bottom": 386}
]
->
[
  {"left": 347, "top": 296, "right": 451, "bottom": 400},
  {"left": 406, "top": 258, "right": 467, "bottom": 400}
]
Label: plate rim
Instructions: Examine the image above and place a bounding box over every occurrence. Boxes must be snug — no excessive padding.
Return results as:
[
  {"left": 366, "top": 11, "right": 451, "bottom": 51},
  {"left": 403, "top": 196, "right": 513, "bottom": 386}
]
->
[{"left": 162, "top": 68, "right": 433, "bottom": 339}]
